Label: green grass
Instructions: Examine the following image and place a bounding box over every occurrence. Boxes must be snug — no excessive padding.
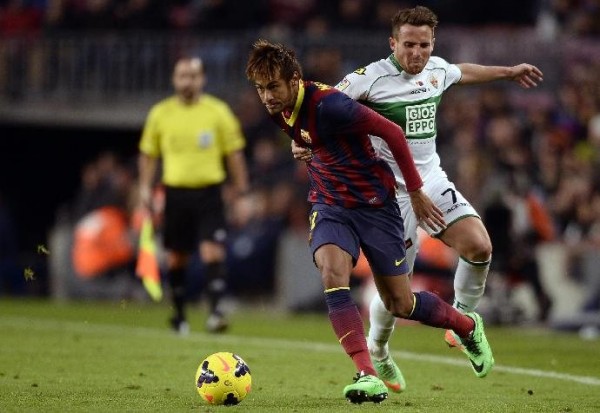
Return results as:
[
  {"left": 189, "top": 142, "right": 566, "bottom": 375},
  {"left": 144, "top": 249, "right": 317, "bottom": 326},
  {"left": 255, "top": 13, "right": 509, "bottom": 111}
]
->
[{"left": 0, "top": 298, "right": 599, "bottom": 412}]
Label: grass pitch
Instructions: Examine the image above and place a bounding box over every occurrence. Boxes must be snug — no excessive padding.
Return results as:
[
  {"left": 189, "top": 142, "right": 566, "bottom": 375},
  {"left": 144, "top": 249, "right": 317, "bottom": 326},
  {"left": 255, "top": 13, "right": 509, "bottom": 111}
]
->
[{"left": 0, "top": 298, "right": 599, "bottom": 412}]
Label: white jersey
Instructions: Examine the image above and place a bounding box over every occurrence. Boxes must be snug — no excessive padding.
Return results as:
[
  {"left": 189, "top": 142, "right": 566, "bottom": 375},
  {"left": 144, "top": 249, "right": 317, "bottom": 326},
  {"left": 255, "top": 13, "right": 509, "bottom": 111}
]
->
[{"left": 336, "top": 55, "right": 461, "bottom": 191}]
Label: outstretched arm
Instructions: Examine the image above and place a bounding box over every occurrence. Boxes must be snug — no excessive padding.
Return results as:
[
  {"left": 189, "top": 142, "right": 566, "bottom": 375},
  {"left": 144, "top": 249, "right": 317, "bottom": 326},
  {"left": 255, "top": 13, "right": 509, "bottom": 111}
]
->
[{"left": 457, "top": 63, "right": 543, "bottom": 88}]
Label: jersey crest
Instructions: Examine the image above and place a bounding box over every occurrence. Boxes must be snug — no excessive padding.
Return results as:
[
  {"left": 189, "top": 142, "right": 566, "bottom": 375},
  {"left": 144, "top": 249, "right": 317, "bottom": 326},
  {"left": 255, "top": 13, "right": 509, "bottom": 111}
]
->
[
  {"left": 336, "top": 78, "right": 350, "bottom": 91},
  {"left": 197, "top": 132, "right": 213, "bottom": 148},
  {"left": 429, "top": 74, "right": 439, "bottom": 89},
  {"left": 314, "top": 82, "right": 331, "bottom": 91},
  {"left": 300, "top": 129, "right": 312, "bottom": 144}
]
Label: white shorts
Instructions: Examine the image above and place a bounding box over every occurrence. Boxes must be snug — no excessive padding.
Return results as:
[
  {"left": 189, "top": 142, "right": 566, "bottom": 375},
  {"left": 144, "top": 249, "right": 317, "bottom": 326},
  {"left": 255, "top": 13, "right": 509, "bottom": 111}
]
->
[{"left": 396, "top": 169, "right": 480, "bottom": 271}]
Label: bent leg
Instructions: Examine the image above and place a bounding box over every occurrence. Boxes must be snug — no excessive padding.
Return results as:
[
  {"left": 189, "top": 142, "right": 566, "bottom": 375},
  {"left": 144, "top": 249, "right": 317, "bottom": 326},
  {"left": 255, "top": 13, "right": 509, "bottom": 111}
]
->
[
  {"left": 315, "top": 244, "right": 376, "bottom": 376},
  {"left": 374, "top": 273, "right": 474, "bottom": 338},
  {"left": 440, "top": 217, "right": 492, "bottom": 312}
]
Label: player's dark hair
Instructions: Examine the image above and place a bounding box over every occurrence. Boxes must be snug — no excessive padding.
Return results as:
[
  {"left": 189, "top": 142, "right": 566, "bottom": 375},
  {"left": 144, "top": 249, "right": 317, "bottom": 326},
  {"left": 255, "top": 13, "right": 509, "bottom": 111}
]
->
[
  {"left": 246, "top": 39, "right": 303, "bottom": 82},
  {"left": 391, "top": 6, "right": 438, "bottom": 38}
]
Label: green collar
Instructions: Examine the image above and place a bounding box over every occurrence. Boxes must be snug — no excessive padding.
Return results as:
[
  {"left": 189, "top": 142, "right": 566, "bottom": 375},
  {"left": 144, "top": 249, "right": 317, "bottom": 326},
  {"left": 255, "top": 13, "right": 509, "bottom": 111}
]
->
[{"left": 388, "top": 54, "right": 405, "bottom": 74}]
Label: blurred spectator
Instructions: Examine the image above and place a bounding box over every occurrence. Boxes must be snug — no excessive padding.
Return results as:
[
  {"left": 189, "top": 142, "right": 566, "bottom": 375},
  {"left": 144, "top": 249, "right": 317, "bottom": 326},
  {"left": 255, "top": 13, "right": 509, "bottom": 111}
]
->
[
  {"left": 0, "top": 0, "right": 43, "bottom": 36},
  {"left": 483, "top": 173, "right": 555, "bottom": 323},
  {"left": 303, "top": 45, "right": 344, "bottom": 87},
  {"left": 370, "top": 0, "right": 403, "bottom": 31},
  {"left": 328, "top": 0, "right": 374, "bottom": 31},
  {"left": 70, "top": 152, "right": 133, "bottom": 222},
  {"left": 267, "top": 0, "right": 317, "bottom": 30},
  {"left": 68, "top": 152, "right": 136, "bottom": 279},
  {"left": 195, "top": 0, "right": 268, "bottom": 31},
  {"left": 233, "top": 88, "right": 282, "bottom": 158},
  {"left": 113, "top": 0, "right": 167, "bottom": 31},
  {"left": 548, "top": 0, "right": 600, "bottom": 36},
  {"left": 0, "top": 0, "right": 43, "bottom": 99},
  {"left": 72, "top": 205, "right": 134, "bottom": 278},
  {"left": 167, "top": 0, "right": 198, "bottom": 31},
  {"left": 0, "top": 0, "right": 594, "bottom": 34},
  {"left": 226, "top": 187, "right": 286, "bottom": 296},
  {"left": 64, "top": 0, "right": 115, "bottom": 31},
  {"left": 248, "top": 136, "right": 295, "bottom": 188}
]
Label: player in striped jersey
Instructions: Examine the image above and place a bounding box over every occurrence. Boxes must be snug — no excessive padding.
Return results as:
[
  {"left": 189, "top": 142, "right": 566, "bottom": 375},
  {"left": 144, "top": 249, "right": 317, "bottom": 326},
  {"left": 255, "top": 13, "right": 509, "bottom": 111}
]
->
[{"left": 246, "top": 39, "right": 494, "bottom": 404}]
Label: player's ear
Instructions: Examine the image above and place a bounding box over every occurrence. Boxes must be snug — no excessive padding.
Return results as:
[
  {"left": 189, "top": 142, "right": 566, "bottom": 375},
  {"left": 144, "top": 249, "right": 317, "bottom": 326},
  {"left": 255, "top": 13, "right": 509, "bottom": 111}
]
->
[
  {"left": 431, "top": 37, "right": 435, "bottom": 51},
  {"left": 291, "top": 72, "right": 300, "bottom": 86}
]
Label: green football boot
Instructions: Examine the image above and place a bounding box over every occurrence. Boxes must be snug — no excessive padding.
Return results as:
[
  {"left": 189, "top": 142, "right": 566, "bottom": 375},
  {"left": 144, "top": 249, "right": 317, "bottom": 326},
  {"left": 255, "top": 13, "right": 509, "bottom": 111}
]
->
[
  {"left": 460, "top": 312, "right": 495, "bottom": 378},
  {"left": 343, "top": 372, "right": 388, "bottom": 404},
  {"left": 372, "top": 355, "right": 406, "bottom": 393}
]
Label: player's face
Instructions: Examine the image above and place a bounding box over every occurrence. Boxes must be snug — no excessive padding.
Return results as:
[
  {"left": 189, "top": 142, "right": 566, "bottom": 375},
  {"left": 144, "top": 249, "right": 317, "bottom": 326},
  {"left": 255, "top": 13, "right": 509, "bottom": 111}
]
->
[
  {"left": 252, "top": 73, "right": 297, "bottom": 115},
  {"left": 390, "top": 24, "right": 434, "bottom": 75},
  {"left": 172, "top": 58, "right": 205, "bottom": 103}
]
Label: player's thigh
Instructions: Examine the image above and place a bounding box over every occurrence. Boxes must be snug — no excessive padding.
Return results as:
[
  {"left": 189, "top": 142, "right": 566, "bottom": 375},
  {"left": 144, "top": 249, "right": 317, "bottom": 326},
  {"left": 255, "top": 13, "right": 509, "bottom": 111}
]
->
[
  {"left": 422, "top": 176, "right": 480, "bottom": 237},
  {"left": 309, "top": 204, "right": 359, "bottom": 287},
  {"left": 356, "top": 200, "right": 409, "bottom": 276},
  {"left": 396, "top": 195, "right": 419, "bottom": 271}
]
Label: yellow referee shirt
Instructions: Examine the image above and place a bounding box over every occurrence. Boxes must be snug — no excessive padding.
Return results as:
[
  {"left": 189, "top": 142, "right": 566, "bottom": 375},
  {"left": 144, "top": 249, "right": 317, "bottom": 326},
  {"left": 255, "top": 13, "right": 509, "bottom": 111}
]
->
[{"left": 139, "top": 94, "right": 246, "bottom": 188}]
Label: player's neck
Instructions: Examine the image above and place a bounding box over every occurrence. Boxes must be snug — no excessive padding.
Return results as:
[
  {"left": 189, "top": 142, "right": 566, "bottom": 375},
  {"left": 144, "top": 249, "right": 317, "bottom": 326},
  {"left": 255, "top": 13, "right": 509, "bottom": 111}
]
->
[{"left": 178, "top": 93, "right": 203, "bottom": 105}]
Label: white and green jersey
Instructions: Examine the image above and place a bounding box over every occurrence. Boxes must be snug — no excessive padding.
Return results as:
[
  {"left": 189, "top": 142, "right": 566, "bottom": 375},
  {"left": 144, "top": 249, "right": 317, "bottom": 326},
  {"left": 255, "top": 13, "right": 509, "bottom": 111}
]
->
[{"left": 336, "top": 54, "right": 461, "bottom": 191}]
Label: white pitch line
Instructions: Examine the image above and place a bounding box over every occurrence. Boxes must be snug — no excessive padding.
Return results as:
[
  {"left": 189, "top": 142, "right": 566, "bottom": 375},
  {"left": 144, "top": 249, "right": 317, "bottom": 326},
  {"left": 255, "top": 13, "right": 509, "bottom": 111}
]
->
[{"left": 2, "top": 316, "right": 600, "bottom": 386}]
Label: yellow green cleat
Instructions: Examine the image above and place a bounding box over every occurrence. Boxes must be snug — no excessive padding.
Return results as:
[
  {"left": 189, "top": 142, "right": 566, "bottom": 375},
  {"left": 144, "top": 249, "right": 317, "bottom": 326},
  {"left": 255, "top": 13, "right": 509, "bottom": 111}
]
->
[
  {"left": 459, "top": 312, "right": 495, "bottom": 378},
  {"left": 343, "top": 372, "right": 388, "bottom": 404},
  {"left": 372, "top": 355, "right": 406, "bottom": 393}
]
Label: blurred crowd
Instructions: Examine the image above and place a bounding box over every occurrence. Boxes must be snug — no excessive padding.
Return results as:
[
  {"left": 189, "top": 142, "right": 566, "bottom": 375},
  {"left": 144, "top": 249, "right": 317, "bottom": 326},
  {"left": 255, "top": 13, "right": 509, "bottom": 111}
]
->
[
  {"left": 1, "top": 0, "right": 599, "bottom": 328},
  {"left": 0, "top": 0, "right": 599, "bottom": 37}
]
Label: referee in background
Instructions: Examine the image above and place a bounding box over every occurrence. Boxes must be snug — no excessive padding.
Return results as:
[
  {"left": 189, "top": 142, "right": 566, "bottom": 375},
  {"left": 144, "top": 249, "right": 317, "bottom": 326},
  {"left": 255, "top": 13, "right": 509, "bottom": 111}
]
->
[{"left": 138, "top": 56, "right": 249, "bottom": 334}]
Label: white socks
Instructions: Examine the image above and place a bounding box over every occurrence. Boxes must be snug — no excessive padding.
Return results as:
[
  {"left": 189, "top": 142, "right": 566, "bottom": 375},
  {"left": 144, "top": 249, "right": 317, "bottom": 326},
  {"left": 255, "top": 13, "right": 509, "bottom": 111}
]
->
[
  {"left": 367, "top": 293, "right": 395, "bottom": 360},
  {"left": 453, "top": 257, "right": 490, "bottom": 313}
]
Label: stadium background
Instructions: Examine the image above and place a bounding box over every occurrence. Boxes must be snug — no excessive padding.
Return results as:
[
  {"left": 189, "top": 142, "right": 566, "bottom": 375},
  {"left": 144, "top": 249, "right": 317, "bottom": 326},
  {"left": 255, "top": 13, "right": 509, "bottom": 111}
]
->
[{"left": 0, "top": 0, "right": 599, "bottom": 331}]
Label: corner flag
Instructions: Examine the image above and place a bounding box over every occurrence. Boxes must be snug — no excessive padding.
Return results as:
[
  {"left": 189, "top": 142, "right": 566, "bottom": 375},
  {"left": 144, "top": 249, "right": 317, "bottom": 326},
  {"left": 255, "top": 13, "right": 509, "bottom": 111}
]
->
[{"left": 135, "top": 215, "right": 162, "bottom": 302}]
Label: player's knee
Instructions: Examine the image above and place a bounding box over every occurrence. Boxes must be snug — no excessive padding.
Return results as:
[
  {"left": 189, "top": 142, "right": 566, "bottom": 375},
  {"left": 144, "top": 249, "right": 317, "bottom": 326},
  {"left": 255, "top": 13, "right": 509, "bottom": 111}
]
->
[
  {"left": 475, "top": 239, "right": 492, "bottom": 262},
  {"left": 382, "top": 294, "right": 413, "bottom": 319},
  {"left": 463, "top": 236, "right": 492, "bottom": 262},
  {"left": 318, "top": 264, "right": 350, "bottom": 289}
]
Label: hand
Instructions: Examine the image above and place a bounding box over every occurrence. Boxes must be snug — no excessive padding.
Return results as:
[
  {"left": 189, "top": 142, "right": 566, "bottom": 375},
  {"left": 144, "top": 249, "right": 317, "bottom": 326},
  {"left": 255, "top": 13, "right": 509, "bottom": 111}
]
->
[
  {"left": 408, "top": 189, "right": 446, "bottom": 232},
  {"left": 139, "top": 186, "right": 153, "bottom": 211},
  {"left": 291, "top": 140, "right": 313, "bottom": 162},
  {"left": 511, "top": 63, "right": 543, "bottom": 88}
]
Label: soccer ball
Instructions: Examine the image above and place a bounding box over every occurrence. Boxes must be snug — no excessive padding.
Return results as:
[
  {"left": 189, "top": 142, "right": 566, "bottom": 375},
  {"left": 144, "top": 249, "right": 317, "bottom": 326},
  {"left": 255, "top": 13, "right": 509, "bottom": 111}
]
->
[{"left": 195, "top": 351, "right": 252, "bottom": 406}]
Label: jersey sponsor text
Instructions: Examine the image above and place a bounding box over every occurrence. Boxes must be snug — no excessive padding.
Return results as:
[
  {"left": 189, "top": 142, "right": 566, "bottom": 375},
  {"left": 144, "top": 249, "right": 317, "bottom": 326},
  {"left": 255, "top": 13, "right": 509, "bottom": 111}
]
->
[{"left": 406, "top": 102, "right": 436, "bottom": 136}]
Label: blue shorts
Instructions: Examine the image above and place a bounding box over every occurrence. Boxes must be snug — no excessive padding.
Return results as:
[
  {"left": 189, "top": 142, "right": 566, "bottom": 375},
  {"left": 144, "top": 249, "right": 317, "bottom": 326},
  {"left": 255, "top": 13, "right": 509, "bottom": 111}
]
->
[{"left": 308, "top": 199, "right": 409, "bottom": 276}]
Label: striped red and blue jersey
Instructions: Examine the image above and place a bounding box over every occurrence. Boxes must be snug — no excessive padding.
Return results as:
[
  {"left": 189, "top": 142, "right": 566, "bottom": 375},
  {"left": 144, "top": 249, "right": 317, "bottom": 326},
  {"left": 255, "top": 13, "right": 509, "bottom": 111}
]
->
[{"left": 271, "top": 80, "right": 421, "bottom": 208}]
